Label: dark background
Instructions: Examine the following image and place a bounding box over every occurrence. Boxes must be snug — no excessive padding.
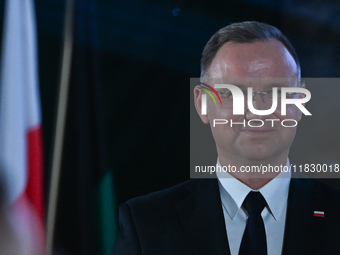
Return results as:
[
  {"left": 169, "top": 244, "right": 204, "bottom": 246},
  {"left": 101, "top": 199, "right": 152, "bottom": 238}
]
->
[
  {"left": 37, "top": 0, "right": 340, "bottom": 206},
  {"left": 1, "top": 0, "right": 340, "bottom": 254}
]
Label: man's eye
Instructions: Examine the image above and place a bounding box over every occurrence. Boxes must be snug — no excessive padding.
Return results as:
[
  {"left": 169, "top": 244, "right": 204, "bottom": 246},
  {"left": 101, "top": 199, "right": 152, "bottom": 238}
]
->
[
  {"left": 218, "top": 90, "right": 232, "bottom": 98},
  {"left": 286, "top": 93, "right": 296, "bottom": 98}
]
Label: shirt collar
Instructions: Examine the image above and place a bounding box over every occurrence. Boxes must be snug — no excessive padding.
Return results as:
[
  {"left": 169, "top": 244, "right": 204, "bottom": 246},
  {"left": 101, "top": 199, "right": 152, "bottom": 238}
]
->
[{"left": 217, "top": 159, "right": 291, "bottom": 221}]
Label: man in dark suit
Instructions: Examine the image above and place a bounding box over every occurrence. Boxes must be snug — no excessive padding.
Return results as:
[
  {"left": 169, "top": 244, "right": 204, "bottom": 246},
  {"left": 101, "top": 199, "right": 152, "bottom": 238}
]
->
[{"left": 112, "top": 21, "right": 340, "bottom": 255}]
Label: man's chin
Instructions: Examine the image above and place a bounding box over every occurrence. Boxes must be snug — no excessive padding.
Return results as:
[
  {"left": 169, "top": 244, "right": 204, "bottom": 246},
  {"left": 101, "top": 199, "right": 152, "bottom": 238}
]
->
[{"left": 238, "top": 147, "right": 275, "bottom": 162}]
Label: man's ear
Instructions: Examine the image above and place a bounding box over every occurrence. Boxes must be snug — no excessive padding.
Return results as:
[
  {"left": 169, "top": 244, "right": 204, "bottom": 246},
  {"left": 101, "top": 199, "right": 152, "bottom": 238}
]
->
[
  {"left": 194, "top": 86, "right": 210, "bottom": 124},
  {"left": 296, "top": 80, "right": 306, "bottom": 122}
]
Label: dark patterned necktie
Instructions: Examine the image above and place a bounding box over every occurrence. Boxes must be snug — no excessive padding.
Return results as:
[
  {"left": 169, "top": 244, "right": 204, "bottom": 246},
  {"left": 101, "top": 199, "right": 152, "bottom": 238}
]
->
[{"left": 239, "top": 191, "right": 267, "bottom": 255}]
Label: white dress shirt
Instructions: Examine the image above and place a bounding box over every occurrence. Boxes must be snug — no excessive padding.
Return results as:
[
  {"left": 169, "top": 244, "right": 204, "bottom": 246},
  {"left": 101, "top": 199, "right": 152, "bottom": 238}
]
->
[{"left": 217, "top": 159, "right": 291, "bottom": 255}]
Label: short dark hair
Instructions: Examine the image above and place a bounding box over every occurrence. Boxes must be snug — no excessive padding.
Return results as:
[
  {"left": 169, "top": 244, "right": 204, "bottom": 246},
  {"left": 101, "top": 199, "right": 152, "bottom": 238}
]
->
[{"left": 201, "top": 21, "right": 300, "bottom": 78}]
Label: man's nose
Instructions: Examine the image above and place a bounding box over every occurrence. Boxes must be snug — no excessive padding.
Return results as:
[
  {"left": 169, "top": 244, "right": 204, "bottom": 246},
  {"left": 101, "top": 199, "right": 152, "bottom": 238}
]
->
[{"left": 245, "top": 93, "right": 270, "bottom": 120}]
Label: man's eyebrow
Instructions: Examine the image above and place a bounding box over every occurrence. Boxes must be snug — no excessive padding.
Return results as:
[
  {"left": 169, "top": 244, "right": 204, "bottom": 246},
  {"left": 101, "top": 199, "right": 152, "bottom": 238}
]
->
[
  {"left": 229, "top": 83, "right": 247, "bottom": 89},
  {"left": 263, "top": 83, "right": 293, "bottom": 89},
  {"left": 212, "top": 82, "right": 293, "bottom": 90},
  {"left": 223, "top": 83, "right": 288, "bottom": 89}
]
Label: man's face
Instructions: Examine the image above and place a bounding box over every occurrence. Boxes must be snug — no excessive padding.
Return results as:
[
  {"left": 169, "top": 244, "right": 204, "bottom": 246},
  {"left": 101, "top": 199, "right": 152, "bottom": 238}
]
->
[{"left": 194, "top": 39, "right": 303, "bottom": 165}]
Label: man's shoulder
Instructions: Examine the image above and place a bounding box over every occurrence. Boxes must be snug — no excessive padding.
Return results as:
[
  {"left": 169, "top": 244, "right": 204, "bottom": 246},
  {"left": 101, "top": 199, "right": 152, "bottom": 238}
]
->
[
  {"left": 114, "top": 179, "right": 225, "bottom": 254},
  {"left": 125, "top": 178, "right": 218, "bottom": 211},
  {"left": 283, "top": 178, "right": 340, "bottom": 254},
  {"left": 311, "top": 178, "right": 340, "bottom": 200},
  {"left": 125, "top": 179, "right": 192, "bottom": 210},
  {"left": 290, "top": 177, "right": 340, "bottom": 210},
  {"left": 292, "top": 177, "right": 340, "bottom": 196}
]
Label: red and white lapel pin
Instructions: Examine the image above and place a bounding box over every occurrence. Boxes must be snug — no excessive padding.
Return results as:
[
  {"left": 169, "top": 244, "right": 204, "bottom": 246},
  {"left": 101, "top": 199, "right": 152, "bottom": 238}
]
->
[{"left": 314, "top": 211, "right": 324, "bottom": 217}]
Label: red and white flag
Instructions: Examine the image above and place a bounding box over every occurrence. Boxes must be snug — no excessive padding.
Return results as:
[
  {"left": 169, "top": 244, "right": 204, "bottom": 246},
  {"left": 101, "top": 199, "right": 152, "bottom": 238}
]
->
[
  {"left": 314, "top": 211, "right": 324, "bottom": 217},
  {"left": 0, "top": 0, "right": 45, "bottom": 253}
]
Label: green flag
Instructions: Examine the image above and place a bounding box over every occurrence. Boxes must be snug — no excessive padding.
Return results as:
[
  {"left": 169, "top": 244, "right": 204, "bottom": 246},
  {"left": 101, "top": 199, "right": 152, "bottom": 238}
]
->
[{"left": 54, "top": 0, "right": 117, "bottom": 254}]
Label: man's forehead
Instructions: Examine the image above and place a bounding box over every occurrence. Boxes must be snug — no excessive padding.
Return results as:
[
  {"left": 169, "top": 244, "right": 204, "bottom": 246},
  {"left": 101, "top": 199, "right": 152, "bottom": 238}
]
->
[
  {"left": 207, "top": 39, "right": 298, "bottom": 79},
  {"left": 202, "top": 77, "right": 300, "bottom": 89}
]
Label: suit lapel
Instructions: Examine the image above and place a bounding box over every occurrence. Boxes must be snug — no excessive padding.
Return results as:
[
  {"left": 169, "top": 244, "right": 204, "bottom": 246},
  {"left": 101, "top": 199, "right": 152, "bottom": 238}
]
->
[
  {"left": 282, "top": 178, "right": 328, "bottom": 255},
  {"left": 175, "top": 179, "right": 230, "bottom": 255}
]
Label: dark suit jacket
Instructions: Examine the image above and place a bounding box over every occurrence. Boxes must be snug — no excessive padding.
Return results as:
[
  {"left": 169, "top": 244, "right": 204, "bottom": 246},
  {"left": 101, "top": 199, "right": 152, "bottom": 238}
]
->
[{"left": 112, "top": 178, "right": 340, "bottom": 254}]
